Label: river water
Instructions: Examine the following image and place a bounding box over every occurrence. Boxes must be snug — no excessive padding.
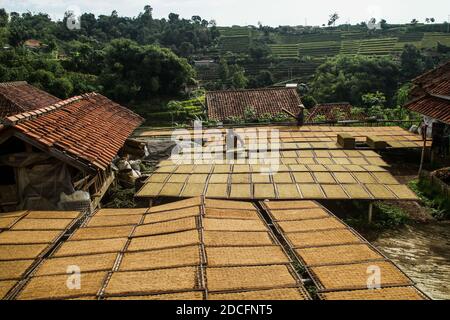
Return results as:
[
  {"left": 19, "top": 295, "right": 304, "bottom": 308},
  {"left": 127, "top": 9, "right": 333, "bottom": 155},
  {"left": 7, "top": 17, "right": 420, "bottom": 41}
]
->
[{"left": 373, "top": 221, "right": 450, "bottom": 300}]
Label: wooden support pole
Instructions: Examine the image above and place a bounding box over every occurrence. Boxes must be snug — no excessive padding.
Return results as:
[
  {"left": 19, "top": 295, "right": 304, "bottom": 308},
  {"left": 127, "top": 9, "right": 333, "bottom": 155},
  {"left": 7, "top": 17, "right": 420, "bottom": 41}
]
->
[
  {"left": 418, "top": 124, "right": 428, "bottom": 176},
  {"left": 368, "top": 202, "right": 373, "bottom": 224}
]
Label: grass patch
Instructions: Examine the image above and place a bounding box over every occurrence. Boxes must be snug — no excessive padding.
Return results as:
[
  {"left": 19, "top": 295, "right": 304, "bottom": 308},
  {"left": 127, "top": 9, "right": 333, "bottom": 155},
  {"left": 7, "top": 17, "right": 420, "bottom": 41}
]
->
[
  {"left": 103, "top": 185, "right": 136, "bottom": 208},
  {"left": 408, "top": 179, "right": 450, "bottom": 220},
  {"left": 344, "top": 201, "right": 409, "bottom": 236}
]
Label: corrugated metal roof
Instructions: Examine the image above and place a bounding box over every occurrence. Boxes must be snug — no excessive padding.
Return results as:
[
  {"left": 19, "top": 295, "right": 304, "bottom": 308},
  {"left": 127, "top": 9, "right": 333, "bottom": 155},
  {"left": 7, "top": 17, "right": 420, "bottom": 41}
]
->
[{"left": 206, "top": 88, "right": 302, "bottom": 121}]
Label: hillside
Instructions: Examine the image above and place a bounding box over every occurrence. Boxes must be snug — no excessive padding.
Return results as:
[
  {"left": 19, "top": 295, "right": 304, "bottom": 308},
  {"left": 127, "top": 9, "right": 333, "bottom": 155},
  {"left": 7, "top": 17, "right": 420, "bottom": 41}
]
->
[{"left": 196, "top": 26, "right": 450, "bottom": 85}]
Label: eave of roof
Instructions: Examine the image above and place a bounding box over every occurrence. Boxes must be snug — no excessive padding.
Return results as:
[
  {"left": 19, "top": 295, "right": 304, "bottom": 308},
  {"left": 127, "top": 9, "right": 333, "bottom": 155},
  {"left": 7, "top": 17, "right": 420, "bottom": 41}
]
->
[{"left": 1, "top": 93, "right": 144, "bottom": 172}]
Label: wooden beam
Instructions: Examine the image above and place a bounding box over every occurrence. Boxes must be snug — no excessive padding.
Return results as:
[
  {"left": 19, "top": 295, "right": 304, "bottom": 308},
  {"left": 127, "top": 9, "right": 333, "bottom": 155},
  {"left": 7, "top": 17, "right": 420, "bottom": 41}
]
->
[
  {"left": 90, "top": 171, "right": 115, "bottom": 210},
  {"left": 368, "top": 202, "right": 374, "bottom": 224},
  {"left": 13, "top": 132, "right": 97, "bottom": 175}
]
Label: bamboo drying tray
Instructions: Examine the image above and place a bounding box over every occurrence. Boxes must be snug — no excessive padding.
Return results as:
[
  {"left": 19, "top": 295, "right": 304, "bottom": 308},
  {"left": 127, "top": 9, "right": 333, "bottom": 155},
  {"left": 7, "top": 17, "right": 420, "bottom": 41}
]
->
[
  {"left": 52, "top": 238, "right": 128, "bottom": 257},
  {"left": 119, "top": 246, "right": 201, "bottom": 271},
  {"left": 263, "top": 200, "right": 319, "bottom": 210},
  {"left": 17, "top": 271, "right": 108, "bottom": 300},
  {"left": 285, "top": 229, "right": 363, "bottom": 249},
  {"left": 133, "top": 217, "right": 198, "bottom": 237},
  {"left": 277, "top": 217, "right": 346, "bottom": 233},
  {"left": 11, "top": 218, "right": 74, "bottom": 231},
  {"left": 208, "top": 288, "right": 310, "bottom": 300},
  {"left": 0, "top": 280, "right": 17, "bottom": 299},
  {"left": 70, "top": 226, "right": 135, "bottom": 241},
  {"left": 107, "top": 291, "right": 204, "bottom": 300},
  {"left": 318, "top": 286, "right": 428, "bottom": 300},
  {"left": 203, "top": 218, "right": 267, "bottom": 232},
  {"left": 0, "top": 230, "right": 63, "bottom": 245},
  {"left": 0, "top": 217, "right": 21, "bottom": 230},
  {"left": 203, "top": 231, "right": 275, "bottom": 247},
  {"left": 93, "top": 208, "right": 147, "bottom": 217},
  {"left": 0, "top": 260, "right": 35, "bottom": 280},
  {"left": 204, "top": 208, "right": 259, "bottom": 220},
  {"left": 85, "top": 215, "right": 143, "bottom": 228},
  {"left": 320, "top": 185, "right": 349, "bottom": 199},
  {"left": 206, "top": 246, "right": 290, "bottom": 267},
  {"left": 35, "top": 253, "right": 118, "bottom": 277},
  {"left": 0, "top": 211, "right": 27, "bottom": 218},
  {"left": 204, "top": 199, "right": 255, "bottom": 210},
  {"left": 206, "top": 184, "right": 229, "bottom": 198},
  {"left": 128, "top": 230, "right": 201, "bottom": 252},
  {"left": 143, "top": 206, "right": 200, "bottom": 224},
  {"left": 104, "top": 267, "right": 200, "bottom": 296},
  {"left": 309, "top": 261, "right": 413, "bottom": 292},
  {"left": 206, "top": 265, "right": 298, "bottom": 292},
  {"left": 0, "top": 244, "right": 48, "bottom": 261},
  {"left": 295, "top": 244, "right": 384, "bottom": 267},
  {"left": 269, "top": 208, "right": 329, "bottom": 221},
  {"left": 25, "top": 211, "right": 81, "bottom": 219},
  {"left": 148, "top": 197, "right": 202, "bottom": 213}
]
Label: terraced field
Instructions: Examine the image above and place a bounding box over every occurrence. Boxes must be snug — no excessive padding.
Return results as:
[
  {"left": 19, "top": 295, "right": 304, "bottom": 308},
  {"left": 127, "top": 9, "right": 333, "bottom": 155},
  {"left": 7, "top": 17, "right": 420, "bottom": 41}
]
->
[
  {"left": 358, "top": 38, "right": 399, "bottom": 56},
  {"left": 299, "top": 41, "right": 341, "bottom": 57},
  {"left": 219, "top": 35, "right": 251, "bottom": 53},
  {"left": 421, "top": 32, "right": 450, "bottom": 47},
  {"left": 217, "top": 27, "right": 251, "bottom": 37},
  {"left": 242, "top": 59, "right": 324, "bottom": 82},
  {"left": 269, "top": 44, "right": 299, "bottom": 58},
  {"left": 340, "top": 40, "right": 361, "bottom": 55}
]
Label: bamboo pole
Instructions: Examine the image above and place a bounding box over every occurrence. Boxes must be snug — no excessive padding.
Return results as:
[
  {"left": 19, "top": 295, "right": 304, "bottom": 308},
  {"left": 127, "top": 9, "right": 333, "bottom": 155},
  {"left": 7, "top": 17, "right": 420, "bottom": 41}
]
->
[{"left": 418, "top": 124, "right": 428, "bottom": 176}]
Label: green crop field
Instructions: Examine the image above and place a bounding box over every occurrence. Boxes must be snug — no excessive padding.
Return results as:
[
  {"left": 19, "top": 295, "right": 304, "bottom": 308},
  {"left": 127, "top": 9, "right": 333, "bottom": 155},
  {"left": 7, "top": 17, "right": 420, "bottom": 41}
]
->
[
  {"left": 299, "top": 41, "right": 341, "bottom": 57},
  {"left": 421, "top": 32, "right": 450, "bottom": 47},
  {"left": 203, "top": 26, "right": 450, "bottom": 83},
  {"left": 219, "top": 35, "right": 251, "bottom": 53},
  {"left": 269, "top": 44, "right": 299, "bottom": 58},
  {"left": 358, "top": 38, "right": 399, "bottom": 56}
]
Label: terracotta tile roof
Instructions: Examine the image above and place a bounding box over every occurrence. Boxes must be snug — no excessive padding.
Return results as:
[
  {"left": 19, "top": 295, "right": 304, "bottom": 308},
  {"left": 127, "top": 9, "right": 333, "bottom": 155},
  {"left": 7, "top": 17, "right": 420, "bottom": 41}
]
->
[
  {"left": 206, "top": 88, "right": 302, "bottom": 121},
  {"left": 306, "top": 102, "right": 362, "bottom": 122},
  {"left": 410, "top": 61, "right": 450, "bottom": 98},
  {"left": 405, "top": 95, "right": 450, "bottom": 125},
  {"left": 405, "top": 60, "right": 450, "bottom": 123},
  {"left": 0, "top": 82, "right": 61, "bottom": 119},
  {"left": 3, "top": 93, "right": 144, "bottom": 171}
]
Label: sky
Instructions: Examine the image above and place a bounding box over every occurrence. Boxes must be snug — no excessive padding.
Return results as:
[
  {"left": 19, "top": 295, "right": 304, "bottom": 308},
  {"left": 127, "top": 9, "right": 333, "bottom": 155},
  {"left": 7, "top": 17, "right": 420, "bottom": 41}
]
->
[{"left": 1, "top": 0, "right": 450, "bottom": 27}]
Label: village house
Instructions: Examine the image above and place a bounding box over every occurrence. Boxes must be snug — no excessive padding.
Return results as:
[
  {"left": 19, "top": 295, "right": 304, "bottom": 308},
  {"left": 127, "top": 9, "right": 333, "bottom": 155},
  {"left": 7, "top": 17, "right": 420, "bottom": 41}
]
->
[
  {"left": 306, "top": 102, "right": 360, "bottom": 123},
  {"left": 206, "top": 87, "right": 303, "bottom": 123},
  {"left": 405, "top": 61, "right": 450, "bottom": 157},
  {"left": 0, "top": 82, "right": 143, "bottom": 212}
]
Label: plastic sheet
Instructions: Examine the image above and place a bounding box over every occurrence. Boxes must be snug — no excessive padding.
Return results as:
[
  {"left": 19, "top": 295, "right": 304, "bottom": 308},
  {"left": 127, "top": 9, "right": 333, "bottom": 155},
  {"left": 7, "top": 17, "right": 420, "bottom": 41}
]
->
[{"left": 0, "top": 152, "right": 75, "bottom": 210}]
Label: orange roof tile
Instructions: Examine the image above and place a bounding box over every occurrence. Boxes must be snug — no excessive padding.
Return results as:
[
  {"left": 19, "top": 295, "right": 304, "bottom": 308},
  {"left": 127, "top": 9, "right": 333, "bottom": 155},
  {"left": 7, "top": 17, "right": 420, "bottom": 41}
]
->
[
  {"left": 4, "top": 93, "right": 144, "bottom": 171},
  {"left": 206, "top": 88, "right": 302, "bottom": 121},
  {"left": 306, "top": 102, "right": 362, "bottom": 122},
  {"left": 0, "top": 82, "right": 61, "bottom": 119}
]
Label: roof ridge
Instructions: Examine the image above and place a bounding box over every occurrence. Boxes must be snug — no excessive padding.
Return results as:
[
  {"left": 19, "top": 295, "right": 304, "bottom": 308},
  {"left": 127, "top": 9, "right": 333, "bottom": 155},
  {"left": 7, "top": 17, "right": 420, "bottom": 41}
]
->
[
  {"left": 0, "top": 81, "right": 28, "bottom": 87},
  {"left": 207, "top": 87, "right": 296, "bottom": 94},
  {"left": 2, "top": 93, "right": 96, "bottom": 126},
  {"left": 412, "top": 60, "right": 450, "bottom": 83},
  {"left": 316, "top": 102, "right": 352, "bottom": 106}
]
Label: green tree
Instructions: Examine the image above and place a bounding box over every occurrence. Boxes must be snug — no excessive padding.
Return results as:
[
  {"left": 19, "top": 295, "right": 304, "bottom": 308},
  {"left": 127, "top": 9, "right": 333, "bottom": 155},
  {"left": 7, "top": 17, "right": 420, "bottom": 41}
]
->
[
  {"left": 311, "top": 55, "right": 400, "bottom": 106},
  {"left": 328, "top": 13, "right": 339, "bottom": 26},
  {"left": 0, "top": 9, "right": 8, "bottom": 28},
  {"left": 229, "top": 64, "right": 248, "bottom": 89},
  {"left": 99, "top": 39, "right": 195, "bottom": 102},
  {"left": 362, "top": 92, "right": 386, "bottom": 108},
  {"left": 401, "top": 44, "right": 424, "bottom": 78}
]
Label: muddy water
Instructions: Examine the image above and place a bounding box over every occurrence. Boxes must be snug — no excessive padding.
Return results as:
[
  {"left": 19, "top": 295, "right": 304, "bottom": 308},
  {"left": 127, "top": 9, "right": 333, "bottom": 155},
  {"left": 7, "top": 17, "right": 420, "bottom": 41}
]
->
[{"left": 373, "top": 222, "right": 450, "bottom": 300}]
